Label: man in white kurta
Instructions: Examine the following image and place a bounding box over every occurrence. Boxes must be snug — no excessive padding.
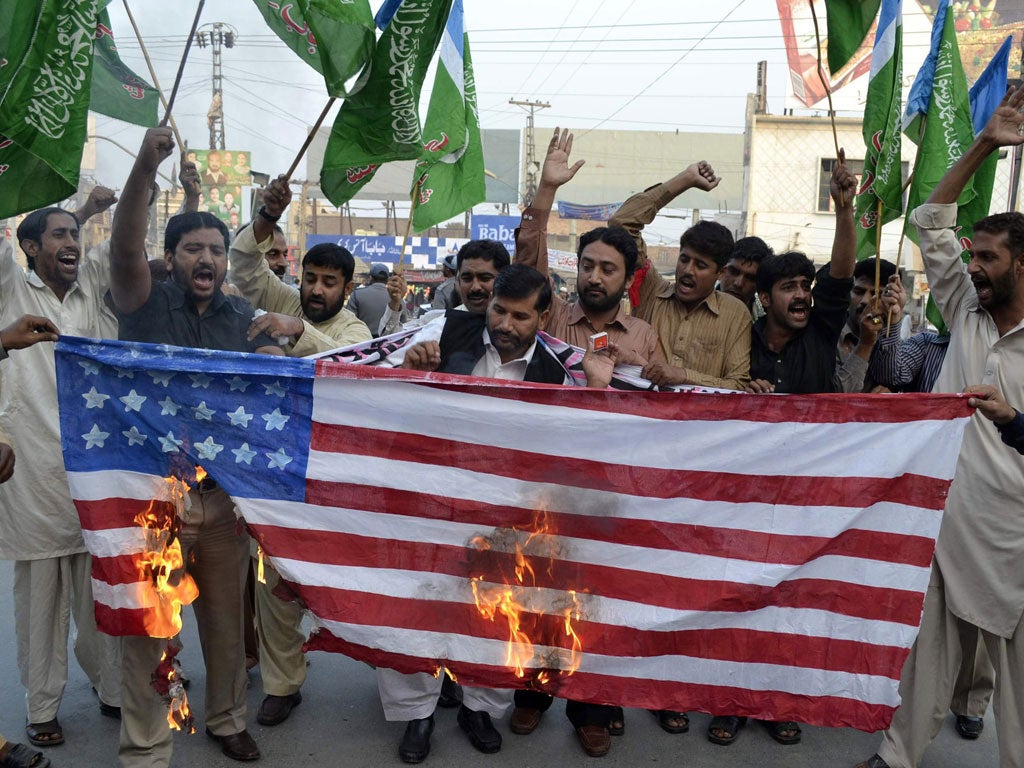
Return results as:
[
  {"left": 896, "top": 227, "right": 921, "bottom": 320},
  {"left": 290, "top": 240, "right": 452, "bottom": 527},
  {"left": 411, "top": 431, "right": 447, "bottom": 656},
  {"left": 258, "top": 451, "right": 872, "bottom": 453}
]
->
[
  {"left": 0, "top": 215, "right": 122, "bottom": 742},
  {"left": 859, "top": 87, "right": 1024, "bottom": 768}
]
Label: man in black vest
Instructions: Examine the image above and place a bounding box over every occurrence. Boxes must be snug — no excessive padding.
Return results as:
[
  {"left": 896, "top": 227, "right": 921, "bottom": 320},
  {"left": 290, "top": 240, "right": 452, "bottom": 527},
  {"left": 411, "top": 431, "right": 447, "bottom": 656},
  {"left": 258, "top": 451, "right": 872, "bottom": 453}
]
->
[{"left": 382, "top": 265, "right": 614, "bottom": 765}]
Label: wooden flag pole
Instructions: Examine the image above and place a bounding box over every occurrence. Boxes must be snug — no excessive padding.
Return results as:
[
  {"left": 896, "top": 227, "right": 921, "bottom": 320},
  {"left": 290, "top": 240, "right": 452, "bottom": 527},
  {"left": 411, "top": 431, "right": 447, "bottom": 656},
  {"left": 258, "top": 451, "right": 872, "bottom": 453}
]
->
[
  {"left": 284, "top": 97, "right": 336, "bottom": 182},
  {"left": 808, "top": 0, "right": 845, "bottom": 207},
  {"left": 121, "top": 0, "right": 184, "bottom": 150},
  {"left": 161, "top": 0, "right": 205, "bottom": 129},
  {"left": 397, "top": 177, "right": 422, "bottom": 272}
]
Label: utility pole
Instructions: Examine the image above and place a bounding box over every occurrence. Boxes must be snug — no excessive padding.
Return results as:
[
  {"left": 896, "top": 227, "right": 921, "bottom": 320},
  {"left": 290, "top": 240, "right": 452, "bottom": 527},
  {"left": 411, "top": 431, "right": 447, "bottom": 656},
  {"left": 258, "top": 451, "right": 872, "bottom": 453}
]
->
[
  {"left": 509, "top": 98, "right": 550, "bottom": 207},
  {"left": 196, "top": 22, "right": 237, "bottom": 150}
]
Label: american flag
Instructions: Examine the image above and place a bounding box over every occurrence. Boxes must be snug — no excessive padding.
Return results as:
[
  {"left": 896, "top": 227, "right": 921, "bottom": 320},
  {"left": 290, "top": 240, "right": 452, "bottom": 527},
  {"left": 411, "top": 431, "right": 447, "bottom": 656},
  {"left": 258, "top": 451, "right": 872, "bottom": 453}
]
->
[{"left": 55, "top": 336, "right": 972, "bottom": 732}]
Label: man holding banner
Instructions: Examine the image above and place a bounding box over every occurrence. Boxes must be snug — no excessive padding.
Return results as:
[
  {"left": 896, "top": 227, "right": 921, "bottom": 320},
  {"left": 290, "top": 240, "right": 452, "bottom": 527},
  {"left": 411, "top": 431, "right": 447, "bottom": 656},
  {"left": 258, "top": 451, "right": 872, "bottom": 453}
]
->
[{"left": 858, "top": 84, "right": 1024, "bottom": 768}]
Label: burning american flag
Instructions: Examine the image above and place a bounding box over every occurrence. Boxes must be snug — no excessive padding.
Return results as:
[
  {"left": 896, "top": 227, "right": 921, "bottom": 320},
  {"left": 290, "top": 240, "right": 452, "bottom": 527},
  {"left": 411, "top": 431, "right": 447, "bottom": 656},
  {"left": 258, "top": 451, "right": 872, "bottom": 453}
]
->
[{"left": 55, "top": 336, "right": 972, "bottom": 732}]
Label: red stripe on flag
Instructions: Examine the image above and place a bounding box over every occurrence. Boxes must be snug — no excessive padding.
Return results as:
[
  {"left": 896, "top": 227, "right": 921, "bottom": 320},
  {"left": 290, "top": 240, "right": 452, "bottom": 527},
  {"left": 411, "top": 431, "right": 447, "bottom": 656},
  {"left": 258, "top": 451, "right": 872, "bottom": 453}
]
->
[
  {"left": 303, "top": 631, "right": 897, "bottom": 732},
  {"left": 309, "top": 424, "right": 953, "bottom": 510},
  {"left": 76, "top": 498, "right": 177, "bottom": 531},
  {"left": 250, "top": 525, "right": 928, "bottom": 624},
  {"left": 293, "top": 585, "right": 910, "bottom": 677},
  {"left": 93, "top": 602, "right": 154, "bottom": 638},
  {"left": 312, "top": 360, "right": 971, "bottom": 424},
  {"left": 304, "top": 480, "right": 937, "bottom": 567}
]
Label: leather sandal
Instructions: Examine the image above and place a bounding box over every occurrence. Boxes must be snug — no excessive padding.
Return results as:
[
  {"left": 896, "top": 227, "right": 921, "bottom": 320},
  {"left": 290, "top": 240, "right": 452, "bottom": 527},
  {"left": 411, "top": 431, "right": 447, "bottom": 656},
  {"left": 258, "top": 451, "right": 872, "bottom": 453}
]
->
[
  {"left": 608, "top": 706, "right": 625, "bottom": 736},
  {"left": 24, "top": 721, "right": 63, "bottom": 748},
  {"left": 707, "top": 715, "right": 746, "bottom": 745},
  {"left": 0, "top": 743, "right": 51, "bottom": 768},
  {"left": 763, "top": 719, "right": 801, "bottom": 745},
  {"left": 652, "top": 709, "right": 689, "bottom": 734}
]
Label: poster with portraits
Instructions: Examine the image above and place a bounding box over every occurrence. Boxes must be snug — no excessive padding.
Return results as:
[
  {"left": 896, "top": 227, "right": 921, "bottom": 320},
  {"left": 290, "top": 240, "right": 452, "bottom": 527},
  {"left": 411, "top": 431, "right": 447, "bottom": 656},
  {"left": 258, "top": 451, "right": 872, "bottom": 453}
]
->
[{"left": 188, "top": 148, "right": 251, "bottom": 228}]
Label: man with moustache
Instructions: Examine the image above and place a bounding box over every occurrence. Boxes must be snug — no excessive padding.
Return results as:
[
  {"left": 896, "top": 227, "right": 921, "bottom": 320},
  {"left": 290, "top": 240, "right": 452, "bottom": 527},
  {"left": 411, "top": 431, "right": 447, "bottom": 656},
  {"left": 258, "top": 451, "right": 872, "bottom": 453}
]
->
[
  {"left": 109, "top": 126, "right": 284, "bottom": 766},
  {"left": 230, "top": 174, "right": 372, "bottom": 356},
  {"left": 856, "top": 84, "right": 1024, "bottom": 768},
  {"left": 262, "top": 225, "right": 290, "bottom": 280},
  {"left": 835, "top": 257, "right": 897, "bottom": 393},
  {"left": 719, "top": 236, "right": 772, "bottom": 317},
  {"left": 745, "top": 156, "right": 858, "bottom": 396},
  {"left": 514, "top": 128, "right": 663, "bottom": 373},
  {"left": 228, "top": 175, "right": 371, "bottom": 727},
  {"left": 610, "top": 161, "right": 751, "bottom": 391},
  {"left": 0, "top": 208, "right": 123, "bottom": 748}
]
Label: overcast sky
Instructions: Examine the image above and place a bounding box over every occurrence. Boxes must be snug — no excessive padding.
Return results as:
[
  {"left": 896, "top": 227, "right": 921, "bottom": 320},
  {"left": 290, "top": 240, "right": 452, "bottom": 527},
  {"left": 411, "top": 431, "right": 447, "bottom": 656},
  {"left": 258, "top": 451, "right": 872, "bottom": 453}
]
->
[{"left": 93, "top": 1, "right": 805, "bottom": 205}]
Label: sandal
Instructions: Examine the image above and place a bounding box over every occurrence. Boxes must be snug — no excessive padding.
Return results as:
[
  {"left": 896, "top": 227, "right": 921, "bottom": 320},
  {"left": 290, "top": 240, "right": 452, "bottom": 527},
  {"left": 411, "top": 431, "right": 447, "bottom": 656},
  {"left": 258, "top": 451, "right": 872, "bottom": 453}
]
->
[
  {"left": 25, "top": 720, "right": 63, "bottom": 748},
  {"left": 707, "top": 715, "right": 746, "bottom": 745},
  {"left": 0, "top": 743, "right": 51, "bottom": 768},
  {"left": 762, "top": 719, "right": 801, "bottom": 745},
  {"left": 652, "top": 709, "right": 689, "bottom": 734},
  {"left": 608, "top": 707, "right": 624, "bottom": 736}
]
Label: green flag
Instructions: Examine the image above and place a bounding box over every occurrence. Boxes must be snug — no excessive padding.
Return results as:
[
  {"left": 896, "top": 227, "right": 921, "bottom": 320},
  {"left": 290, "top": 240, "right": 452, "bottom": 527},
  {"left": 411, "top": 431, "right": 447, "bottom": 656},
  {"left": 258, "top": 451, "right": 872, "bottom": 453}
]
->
[
  {"left": 0, "top": 0, "right": 98, "bottom": 220},
  {"left": 411, "top": 0, "right": 484, "bottom": 232},
  {"left": 825, "top": 0, "right": 881, "bottom": 74},
  {"left": 853, "top": 0, "right": 902, "bottom": 261},
  {"left": 904, "top": 3, "right": 996, "bottom": 329},
  {"left": 252, "top": 0, "right": 375, "bottom": 98},
  {"left": 320, "top": 0, "right": 454, "bottom": 207},
  {"left": 89, "top": 7, "right": 158, "bottom": 126}
]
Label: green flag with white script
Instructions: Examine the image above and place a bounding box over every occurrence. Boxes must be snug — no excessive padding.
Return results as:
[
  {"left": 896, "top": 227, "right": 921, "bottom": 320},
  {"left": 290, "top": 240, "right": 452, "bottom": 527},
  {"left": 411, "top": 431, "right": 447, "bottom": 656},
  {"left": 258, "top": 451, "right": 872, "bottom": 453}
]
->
[{"left": 90, "top": 6, "right": 159, "bottom": 127}]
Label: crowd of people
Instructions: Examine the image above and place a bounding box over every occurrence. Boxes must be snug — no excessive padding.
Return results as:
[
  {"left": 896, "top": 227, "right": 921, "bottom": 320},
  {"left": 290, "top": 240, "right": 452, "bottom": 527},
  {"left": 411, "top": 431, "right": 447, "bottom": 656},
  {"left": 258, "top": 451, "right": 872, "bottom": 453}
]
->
[{"left": 1, "top": 82, "right": 1023, "bottom": 768}]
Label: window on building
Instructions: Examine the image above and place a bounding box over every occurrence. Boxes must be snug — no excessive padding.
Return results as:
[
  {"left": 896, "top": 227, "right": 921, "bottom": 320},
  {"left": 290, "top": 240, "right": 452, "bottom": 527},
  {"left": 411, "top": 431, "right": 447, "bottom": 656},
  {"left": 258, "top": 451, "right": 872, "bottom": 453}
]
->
[{"left": 817, "top": 158, "right": 909, "bottom": 213}]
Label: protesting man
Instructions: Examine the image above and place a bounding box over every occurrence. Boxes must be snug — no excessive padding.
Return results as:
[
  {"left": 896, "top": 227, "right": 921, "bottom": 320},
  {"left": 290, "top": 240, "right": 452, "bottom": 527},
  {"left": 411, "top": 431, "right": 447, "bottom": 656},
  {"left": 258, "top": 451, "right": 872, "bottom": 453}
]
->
[
  {"left": 229, "top": 174, "right": 372, "bottom": 726},
  {"left": 0, "top": 317, "right": 63, "bottom": 768},
  {"left": 611, "top": 161, "right": 751, "bottom": 391},
  {"left": 719, "top": 236, "right": 772, "bottom": 316},
  {"left": 745, "top": 151, "right": 858, "bottom": 395},
  {"left": 834, "top": 257, "right": 898, "bottom": 392},
  {"left": 857, "top": 84, "right": 1024, "bottom": 768},
  {"left": 109, "top": 126, "right": 283, "bottom": 766},
  {"left": 0, "top": 208, "right": 123, "bottom": 748}
]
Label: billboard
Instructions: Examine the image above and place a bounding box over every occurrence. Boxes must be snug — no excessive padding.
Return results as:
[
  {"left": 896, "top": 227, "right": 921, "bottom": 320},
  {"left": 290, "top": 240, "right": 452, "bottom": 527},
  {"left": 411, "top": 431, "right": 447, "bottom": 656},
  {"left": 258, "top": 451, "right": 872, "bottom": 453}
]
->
[
  {"left": 470, "top": 214, "right": 518, "bottom": 254},
  {"left": 187, "top": 148, "right": 251, "bottom": 228},
  {"left": 777, "top": 0, "right": 1024, "bottom": 111},
  {"left": 305, "top": 234, "right": 467, "bottom": 270}
]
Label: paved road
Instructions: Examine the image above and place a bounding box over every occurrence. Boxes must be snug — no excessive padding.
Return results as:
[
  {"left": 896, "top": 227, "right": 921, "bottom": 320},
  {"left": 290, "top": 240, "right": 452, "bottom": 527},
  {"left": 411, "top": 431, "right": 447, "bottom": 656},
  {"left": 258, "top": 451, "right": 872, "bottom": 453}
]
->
[{"left": 0, "top": 560, "right": 1000, "bottom": 767}]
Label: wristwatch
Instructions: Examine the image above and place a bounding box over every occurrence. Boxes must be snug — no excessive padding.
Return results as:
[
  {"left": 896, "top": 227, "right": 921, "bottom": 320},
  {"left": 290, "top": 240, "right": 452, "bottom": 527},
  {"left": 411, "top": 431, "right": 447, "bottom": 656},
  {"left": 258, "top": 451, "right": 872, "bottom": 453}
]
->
[{"left": 258, "top": 205, "right": 281, "bottom": 223}]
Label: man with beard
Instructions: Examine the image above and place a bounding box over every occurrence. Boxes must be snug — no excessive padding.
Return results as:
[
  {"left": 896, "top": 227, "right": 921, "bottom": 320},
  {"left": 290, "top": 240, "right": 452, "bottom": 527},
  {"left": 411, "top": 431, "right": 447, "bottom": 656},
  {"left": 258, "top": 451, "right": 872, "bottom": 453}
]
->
[
  {"left": 228, "top": 175, "right": 371, "bottom": 727},
  {"left": 230, "top": 174, "right": 371, "bottom": 356},
  {"left": 745, "top": 156, "right": 858, "bottom": 396},
  {"left": 514, "top": 128, "right": 663, "bottom": 373},
  {"left": 387, "top": 264, "right": 614, "bottom": 765},
  {"left": 0, "top": 208, "right": 124, "bottom": 749},
  {"left": 109, "top": 126, "right": 284, "bottom": 767},
  {"left": 202, "top": 149, "right": 227, "bottom": 185},
  {"left": 856, "top": 84, "right": 1024, "bottom": 768},
  {"left": 610, "top": 161, "right": 751, "bottom": 391}
]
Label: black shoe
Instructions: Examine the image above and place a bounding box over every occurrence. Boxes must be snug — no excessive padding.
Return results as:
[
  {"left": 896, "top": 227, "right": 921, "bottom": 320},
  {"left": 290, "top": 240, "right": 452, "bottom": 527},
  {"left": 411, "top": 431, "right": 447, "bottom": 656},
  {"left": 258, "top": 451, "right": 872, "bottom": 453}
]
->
[
  {"left": 437, "top": 675, "right": 463, "bottom": 708},
  {"left": 457, "top": 706, "right": 502, "bottom": 754},
  {"left": 399, "top": 716, "right": 434, "bottom": 764},
  {"left": 855, "top": 756, "right": 891, "bottom": 768},
  {"left": 99, "top": 702, "right": 122, "bottom": 720},
  {"left": 257, "top": 692, "right": 302, "bottom": 726},
  {"left": 205, "top": 728, "right": 260, "bottom": 762},
  {"left": 955, "top": 715, "right": 984, "bottom": 739}
]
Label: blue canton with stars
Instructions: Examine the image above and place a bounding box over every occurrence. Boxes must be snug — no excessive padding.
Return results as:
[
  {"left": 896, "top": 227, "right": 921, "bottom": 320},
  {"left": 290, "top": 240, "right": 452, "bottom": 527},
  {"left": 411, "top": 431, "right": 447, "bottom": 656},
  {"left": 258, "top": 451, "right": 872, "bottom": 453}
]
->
[{"left": 56, "top": 337, "right": 316, "bottom": 502}]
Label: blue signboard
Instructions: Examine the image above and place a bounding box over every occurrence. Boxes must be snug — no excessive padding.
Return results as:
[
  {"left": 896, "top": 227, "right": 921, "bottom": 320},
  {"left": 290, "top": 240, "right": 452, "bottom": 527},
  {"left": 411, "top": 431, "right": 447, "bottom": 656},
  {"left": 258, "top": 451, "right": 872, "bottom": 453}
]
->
[
  {"left": 304, "top": 235, "right": 467, "bottom": 270},
  {"left": 470, "top": 215, "right": 519, "bottom": 255}
]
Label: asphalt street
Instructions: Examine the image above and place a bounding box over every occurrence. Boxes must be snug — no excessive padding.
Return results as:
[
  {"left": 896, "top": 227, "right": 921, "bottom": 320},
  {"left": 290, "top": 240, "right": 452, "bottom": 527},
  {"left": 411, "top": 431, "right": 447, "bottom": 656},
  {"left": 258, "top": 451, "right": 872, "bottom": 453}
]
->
[{"left": 0, "top": 559, "right": 1000, "bottom": 767}]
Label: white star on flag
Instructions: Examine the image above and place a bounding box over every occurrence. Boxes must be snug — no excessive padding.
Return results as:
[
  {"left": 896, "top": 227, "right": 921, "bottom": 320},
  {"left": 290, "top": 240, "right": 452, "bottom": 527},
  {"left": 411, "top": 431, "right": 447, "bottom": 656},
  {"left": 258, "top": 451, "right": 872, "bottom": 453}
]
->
[
  {"left": 232, "top": 442, "right": 257, "bottom": 464},
  {"left": 78, "top": 360, "right": 100, "bottom": 376},
  {"left": 122, "top": 426, "right": 147, "bottom": 446},
  {"left": 190, "top": 373, "right": 213, "bottom": 389},
  {"left": 115, "top": 368, "right": 135, "bottom": 379},
  {"left": 226, "top": 376, "right": 251, "bottom": 392},
  {"left": 82, "top": 387, "right": 110, "bottom": 409},
  {"left": 193, "top": 401, "right": 215, "bottom": 421},
  {"left": 82, "top": 424, "right": 110, "bottom": 449},
  {"left": 228, "top": 406, "right": 253, "bottom": 427},
  {"left": 149, "top": 370, "right": 175, "bottom": 387},
  {"left": 159, "top": 396, "right": 181, "bottom": 416},
  {"left": 159, "top": 431, "right": 184, "bottom": 453},
  {"left": 262, "top": 408, "right": 289, "bottom": 431},
  {"left": 119, "top": 390, "right": 147, "bottom": 413},
  {"left": 263, "top": 381, "right": 286, "bottom": 397},
  {"left": 196, "top": 436, "right": 224, "bottom": 460},
  {"left": 265, "top": 447, "right": 292, "bottom": 469}
]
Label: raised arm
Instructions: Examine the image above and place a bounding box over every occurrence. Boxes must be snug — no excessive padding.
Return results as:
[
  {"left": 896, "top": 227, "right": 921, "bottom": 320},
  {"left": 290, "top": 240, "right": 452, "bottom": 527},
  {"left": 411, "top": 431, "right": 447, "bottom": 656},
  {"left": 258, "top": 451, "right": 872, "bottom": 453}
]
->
[
  {"left": 74, "top": 186, "right": 118, "bottom": 226},
  {"left": 515, "top": 128, "right": 585, "bottom": 275},
  {"left": 254, "top": 175, "right": 291, "bottom": 245},
  {"left": 928, "top": 84, "right": 1024, "bottom": 206},
  {"left": 109, "top": 127, "right": 175, "bottom": 313},
  {"left": 178, "top": 160, "right": 201, "bottom": 214},
  {"left": 829, "top": 148, "right": 858, "bottom": 280}
]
